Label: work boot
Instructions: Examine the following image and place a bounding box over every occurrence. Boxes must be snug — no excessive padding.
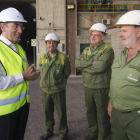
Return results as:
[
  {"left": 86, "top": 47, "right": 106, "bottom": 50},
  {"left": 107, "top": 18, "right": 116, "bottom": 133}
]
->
[
  {"left": 39, "top": 134, "right": 53, "bottom": 140},
  {"left": 60, "top": 136, "right": 68, "bottom": 140},
  {"left": 83, "top": 135, "right": 98, "bottom": 140},
  {"left": 61, "top": 137, "right": 68, "bottom": 140}
]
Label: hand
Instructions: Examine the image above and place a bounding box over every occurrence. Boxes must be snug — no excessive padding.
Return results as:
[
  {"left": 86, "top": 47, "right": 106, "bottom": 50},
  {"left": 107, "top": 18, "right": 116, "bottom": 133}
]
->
[
  {"left": 22, "top": 64, "right": 40, "bottom": 81},
  {"left": 92, "top": 60, "right": 97, "bottom": 65},
  {"left": 107, "top": 99, "right": 114, "bottom": 118},
  {"left": 25, "top": 64, "right": 35, "bottom": 74},
  {"left": 81, "top": 58, "right": 84, "bottom": 60}
]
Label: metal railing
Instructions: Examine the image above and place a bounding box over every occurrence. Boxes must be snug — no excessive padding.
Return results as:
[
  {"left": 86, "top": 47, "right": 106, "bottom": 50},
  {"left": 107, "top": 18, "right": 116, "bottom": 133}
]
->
[{"left": 77, "top": 4, "right": 140, "bottom": 14}]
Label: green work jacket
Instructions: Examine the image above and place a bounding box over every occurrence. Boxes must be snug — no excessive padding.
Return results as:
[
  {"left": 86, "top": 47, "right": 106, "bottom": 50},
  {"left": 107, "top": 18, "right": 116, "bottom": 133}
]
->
[
  {"left": 109, "top": 47, "right": 140, "bottom": 112},
  {"left": 75, "top": 42, "right": 114, "bottom": 89},
  {"left": 39, "top": 50, "right": 71, "bottom": 94}
]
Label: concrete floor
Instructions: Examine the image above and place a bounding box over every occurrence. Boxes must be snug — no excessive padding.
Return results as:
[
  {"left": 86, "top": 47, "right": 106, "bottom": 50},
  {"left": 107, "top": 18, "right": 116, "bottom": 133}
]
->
[{"left": 24, "top": 76, "right": 111, "bottom": 140}]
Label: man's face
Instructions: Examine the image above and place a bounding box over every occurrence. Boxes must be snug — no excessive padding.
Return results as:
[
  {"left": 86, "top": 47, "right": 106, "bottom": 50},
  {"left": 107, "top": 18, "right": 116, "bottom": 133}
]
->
[
  {"left": 119, "top": 25, "right": 138, "bottom": 49},
  {"left": 2, "top": 22, "right": 24, "bottom": 44},
  {"left": 46, "top": 40, "right": 58, "bottom": 53},
  {"left": 90, "top": 30, "right": 105, "bottom": 47}
]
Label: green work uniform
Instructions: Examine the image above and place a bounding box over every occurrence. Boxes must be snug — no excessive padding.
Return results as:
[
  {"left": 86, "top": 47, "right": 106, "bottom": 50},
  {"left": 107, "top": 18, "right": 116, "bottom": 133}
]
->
[
  {"left": 109, "top": 47, "right": 140, "bottom": 140},
  {"left": 39, "top": 50, "right": 71, "bottom": 138},
  {"left": 75, "top": 42, "right": 114, "bottom": 140}
]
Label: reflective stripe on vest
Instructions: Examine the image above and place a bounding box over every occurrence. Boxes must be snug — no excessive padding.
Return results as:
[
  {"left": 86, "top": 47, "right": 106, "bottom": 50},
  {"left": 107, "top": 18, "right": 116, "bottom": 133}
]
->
[
  {"left": 0, "top": 90, "right": 29, "bottom": 106},
  {"left": 0, "top": 41, "right": 30, "bottom": 115}
]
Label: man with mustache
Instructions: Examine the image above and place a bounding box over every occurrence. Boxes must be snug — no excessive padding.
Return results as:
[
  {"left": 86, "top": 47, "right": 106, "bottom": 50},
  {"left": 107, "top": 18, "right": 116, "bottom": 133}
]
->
[
  {"left": 75, "top": 23, "right": 114, "bottom": 140},
  {"left": 0, "top": 7, "right": 40, "bottom": 140},
  {"left": 108, "top": 10, "right": 140, "bottom": 140}
]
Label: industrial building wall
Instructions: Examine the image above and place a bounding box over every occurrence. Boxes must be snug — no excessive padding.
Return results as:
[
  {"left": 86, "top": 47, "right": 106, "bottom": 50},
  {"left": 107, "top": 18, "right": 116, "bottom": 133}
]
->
[
  {"left": 77, "top": 13, "right": 122, "bottom": 36},
  {"left": 36, "top": 0, "right": 140, "bottom": 74},
  {"left": 76, "top": 0, "right": 140, "bottom": 59}
]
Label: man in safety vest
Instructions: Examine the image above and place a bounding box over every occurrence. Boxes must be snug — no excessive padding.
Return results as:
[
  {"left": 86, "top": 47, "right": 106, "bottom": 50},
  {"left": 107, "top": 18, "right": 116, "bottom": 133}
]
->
[
  {"left": 39, "top": 33, "right": 71, "bottom": 140},
  {"left": 108, "top": 10, "right": 140, "bottom": 140},
  {"left": 75, "top": 23, "right": 114, "bottom": 140},
  {"left": 0, "top": 7, "right": 40, "bottom": 140}
]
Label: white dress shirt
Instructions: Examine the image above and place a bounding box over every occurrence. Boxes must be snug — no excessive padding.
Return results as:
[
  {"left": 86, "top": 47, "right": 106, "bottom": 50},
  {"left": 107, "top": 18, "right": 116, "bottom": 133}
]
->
[{"left": 0, "top": 34, "right": 24, "bottom": 91}]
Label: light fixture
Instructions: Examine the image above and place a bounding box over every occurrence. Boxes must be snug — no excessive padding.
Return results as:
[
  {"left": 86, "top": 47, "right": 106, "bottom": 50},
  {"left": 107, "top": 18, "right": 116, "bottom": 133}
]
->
[{"left": 67, "top": 3, "right": 75, "bottom": 10}]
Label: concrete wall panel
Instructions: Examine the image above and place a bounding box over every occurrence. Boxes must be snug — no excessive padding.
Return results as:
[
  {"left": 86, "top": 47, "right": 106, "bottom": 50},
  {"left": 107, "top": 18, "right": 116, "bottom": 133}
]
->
[
  {"left": 37, "top": 0, "right": 65, "bottom": 29},
  {"left": 108, "top": 28, "right": 125, "bottom": 56},
  {"left": 37, "top": 30, "right": 65, "bottom": 37}
]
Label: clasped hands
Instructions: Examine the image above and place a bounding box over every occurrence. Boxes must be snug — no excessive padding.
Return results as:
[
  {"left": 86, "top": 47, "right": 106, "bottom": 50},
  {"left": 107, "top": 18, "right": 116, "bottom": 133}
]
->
[{"left": 22, "top": 64, "right": 40, "bottom": 81}]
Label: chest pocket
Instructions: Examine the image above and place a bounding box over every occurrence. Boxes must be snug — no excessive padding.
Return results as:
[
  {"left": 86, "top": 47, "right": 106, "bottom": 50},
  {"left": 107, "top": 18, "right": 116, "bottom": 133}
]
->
[
  {"left": 39, "top": 64, "right": 43, "bottom": 73},
  {"left": 125, "top": 64, "right": 140, "bottom": 85},
  {"left": 39, "top": 63, "right": 49, "bottom": 74},
  {"left": 111, "top": 62, "right": 121, "bottom": 79},
  {"left": 53, "top": 64, "right": 64, "bottom": 81},
  {"left": 92, "top": 53, "right": 102, "bottom": 61}
]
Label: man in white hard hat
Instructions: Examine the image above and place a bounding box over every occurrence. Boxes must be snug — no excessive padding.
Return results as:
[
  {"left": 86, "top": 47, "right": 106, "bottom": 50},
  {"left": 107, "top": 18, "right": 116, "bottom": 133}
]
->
[
  {"left": 108, "top": 10, "right": 140, "bottom": 140},
  {"left": 0, "top": 7, "right": 40, "bottom": 140},
  {"left": 39, "top": 33, "right": 71, "bottom": 140},
  {"left": 75, "top": 23, "right": 114, "bottom": 140}
]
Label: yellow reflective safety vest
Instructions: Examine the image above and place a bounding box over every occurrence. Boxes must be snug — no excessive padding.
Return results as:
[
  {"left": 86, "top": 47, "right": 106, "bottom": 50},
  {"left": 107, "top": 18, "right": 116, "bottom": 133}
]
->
[{"left": 0, "top": 41, "right": 30, "bottom": 116}]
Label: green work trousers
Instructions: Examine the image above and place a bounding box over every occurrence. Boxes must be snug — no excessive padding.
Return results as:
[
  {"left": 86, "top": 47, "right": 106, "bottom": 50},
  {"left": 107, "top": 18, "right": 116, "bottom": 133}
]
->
[
  {"left": 42, "top": 90, "right": 68, "bottom": 138},
  {"left": 113, "top": 109, "right": 140, "bottom": 140},
  {"left": 85, "top": 87, "right": 111, "bottom": 140}
]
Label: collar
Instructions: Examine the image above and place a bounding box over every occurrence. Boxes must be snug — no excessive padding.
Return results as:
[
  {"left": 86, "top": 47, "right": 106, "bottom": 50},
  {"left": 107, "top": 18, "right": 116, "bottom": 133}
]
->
[
  {"left": 122, "top": 47, "right": 128, "bottom": 55},
  {"left": 89, "top": 42, "right": 105, "bottom": 51},
  {"left": 94, "top": 42, "right": 104, "bottom": 49},
  {"left": 122, "top": 47, "right": 140, "bottom": 55},
  {"left": 0, "top": 34, "right": 11, "bottom": 46},
  {"left": 0, "top": 34, "right": 18, "bottom": 51},
  {"left": 44, "top": 50, "right": 58, "bottom": 59}
]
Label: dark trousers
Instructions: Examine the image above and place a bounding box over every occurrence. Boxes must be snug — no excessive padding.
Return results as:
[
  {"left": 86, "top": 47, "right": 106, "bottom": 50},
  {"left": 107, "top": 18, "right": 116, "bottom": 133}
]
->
[
  {"left": 42, "top": 90, "right": 68, "bottom": 138},
  {"left": 85, "top": 87, "right": 111, "bottom": 140},
  {"left": 0, "top": 102, "right": 29, "bottom": 140}
]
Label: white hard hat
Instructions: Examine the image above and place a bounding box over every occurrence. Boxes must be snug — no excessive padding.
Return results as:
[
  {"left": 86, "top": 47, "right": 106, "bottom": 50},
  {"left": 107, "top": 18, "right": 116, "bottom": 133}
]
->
[
  {"left": 45, "top": 33, "right": 60, "bottom": 43},
  {"left": 89, "top": 23, "right": 108, "bottom": 34},
  {"left": 0, "top": 7, "right": 27, "bottom": 23},
  {"left": 116, "top": 10, "right": 140, "bottom": 26}
]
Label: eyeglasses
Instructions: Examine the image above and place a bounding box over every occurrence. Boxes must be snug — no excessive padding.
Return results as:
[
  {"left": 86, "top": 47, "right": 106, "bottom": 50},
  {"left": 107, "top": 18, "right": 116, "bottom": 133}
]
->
[
  {"left": 47, "top": 41, "right": 58, "bottom": 45},
  {"left": 12, "top": 24, "right": 25, "bottom": 30},
  {"left": 91, "top": 34, "right": 103, "bottom": 37},
  {"left": 4, "top": 23, "right": 25, "bottom": 30}
]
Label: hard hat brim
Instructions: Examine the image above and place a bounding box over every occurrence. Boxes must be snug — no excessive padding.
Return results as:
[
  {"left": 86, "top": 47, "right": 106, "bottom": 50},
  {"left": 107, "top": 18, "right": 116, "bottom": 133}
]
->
[{"left": 0, "top": 19, "right": 27, "bottom": 23}]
